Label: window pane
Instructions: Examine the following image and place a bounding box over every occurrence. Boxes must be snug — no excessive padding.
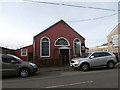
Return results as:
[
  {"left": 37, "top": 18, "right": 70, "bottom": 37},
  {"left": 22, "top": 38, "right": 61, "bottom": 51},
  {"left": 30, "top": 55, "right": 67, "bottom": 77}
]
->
[
  {"left": 99, "top": 52, "right": 111, "bottom": 57},
  {"left": 92, "top": 53, "right": 100, "bottom": 58},
  {"left": 41, "top": 38, "right": 49, "bottom": 56},
  {"left": 74, "top": 39, "right": 80, "bottom": 56},
  {"left": 56, "top": 38, "right": 68, "bottom": 46},
  {"left": 21, "top": 49, "right": 27, "bottom": 56},
  {"left": 42, "top": 38, "right": 49, "bottom": 41}
]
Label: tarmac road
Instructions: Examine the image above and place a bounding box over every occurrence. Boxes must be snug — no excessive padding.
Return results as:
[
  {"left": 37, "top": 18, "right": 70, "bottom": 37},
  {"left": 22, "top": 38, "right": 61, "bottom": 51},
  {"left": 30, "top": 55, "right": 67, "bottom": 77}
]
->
[{"left": 2, "top": 64, "right": 119, "bottom": 89}]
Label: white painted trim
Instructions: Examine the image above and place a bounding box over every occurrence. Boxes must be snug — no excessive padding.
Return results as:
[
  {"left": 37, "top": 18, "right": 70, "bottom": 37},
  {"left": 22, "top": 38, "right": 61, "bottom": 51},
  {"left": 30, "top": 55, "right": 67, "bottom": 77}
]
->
[
  {"left": 73, "top": 38, "right": 81, "bottom": 56},
  {"left": 21, "top": 49, "right": 27, "bottom": 56},
  {"left": 54, "top": 37, "right": 70, "bottom": 46},
  {"left": 40, "top": 37, "right": 50, "bottom": 57}
]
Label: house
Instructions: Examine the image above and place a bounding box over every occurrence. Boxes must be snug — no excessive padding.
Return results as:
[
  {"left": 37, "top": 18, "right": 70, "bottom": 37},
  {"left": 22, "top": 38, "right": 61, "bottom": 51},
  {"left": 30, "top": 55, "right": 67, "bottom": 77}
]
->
[
  {"left": 13, "top": 20, "right": 86, "bottom": 67},
  {"left": 33, "top": 20, "right": 86, "bottom": 67},
  {"left": 0, "top": 47, "right": 15, "bottom": 55},
  {"left": 89, "top": 24, "right": 120, "bottom": 61},
  {"left": 89, "top": 43, "right": 109, "bottom": 52},
  {"left": 14, "top": 45, "right": 33, "bottom": 62},
  {"left": 107, "top": 24, "right": 119, "bottom": 53},
  {"left": 107, "top": 24, "right": 120, "bottom": 61}
]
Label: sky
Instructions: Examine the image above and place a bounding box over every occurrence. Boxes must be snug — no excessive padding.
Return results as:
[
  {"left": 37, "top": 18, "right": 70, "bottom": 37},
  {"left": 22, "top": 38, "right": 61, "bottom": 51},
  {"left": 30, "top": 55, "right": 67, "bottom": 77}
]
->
[{"left": 0, "top": 0, "right": 119, "bottom": 49}]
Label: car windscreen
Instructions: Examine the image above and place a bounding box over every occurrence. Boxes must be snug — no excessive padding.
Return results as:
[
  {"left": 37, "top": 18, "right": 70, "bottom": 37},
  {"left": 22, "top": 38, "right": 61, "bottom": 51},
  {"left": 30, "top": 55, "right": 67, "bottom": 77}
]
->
[{"left": 82, "top": 53, "right": 92, "bottom": 58}]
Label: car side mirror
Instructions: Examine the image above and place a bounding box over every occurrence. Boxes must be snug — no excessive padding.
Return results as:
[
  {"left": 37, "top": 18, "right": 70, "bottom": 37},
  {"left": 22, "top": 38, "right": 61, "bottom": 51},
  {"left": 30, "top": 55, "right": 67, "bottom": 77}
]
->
[
  {"left": 11, "top": 60, "right": 16, "bottom": 64},
  {"left": 90, "top": 56, "right": 94, "bottom": 59}
]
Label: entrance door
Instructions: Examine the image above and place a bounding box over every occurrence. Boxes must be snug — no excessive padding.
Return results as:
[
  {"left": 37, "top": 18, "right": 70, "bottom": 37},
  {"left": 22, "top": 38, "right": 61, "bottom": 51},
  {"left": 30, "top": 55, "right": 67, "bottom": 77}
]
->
[
  {"left": 28, "top": 53, "right": 33, "bottom": 62},
  {"left": 60, "top": 49, "right": 69, "bottom": 65}
]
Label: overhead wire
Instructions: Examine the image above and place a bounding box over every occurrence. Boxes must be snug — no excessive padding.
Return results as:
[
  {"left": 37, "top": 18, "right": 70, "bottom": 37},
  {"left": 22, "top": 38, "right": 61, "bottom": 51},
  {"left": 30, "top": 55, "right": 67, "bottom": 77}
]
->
[
  {"left": 24, "top": 0, "right": 117, "bottom": 11},
  {"left": 67, "top": 13, "right": 118, "bottom": 22},
  {"left": 24, "top": 0, "right": 118, "bottom": 22}
]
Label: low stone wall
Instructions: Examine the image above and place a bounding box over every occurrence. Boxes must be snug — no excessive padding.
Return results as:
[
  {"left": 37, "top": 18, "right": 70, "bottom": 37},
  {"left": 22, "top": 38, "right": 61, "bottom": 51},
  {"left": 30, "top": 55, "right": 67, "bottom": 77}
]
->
[{"left": 34, "top": 59, "right": 63, "bottom": 67}]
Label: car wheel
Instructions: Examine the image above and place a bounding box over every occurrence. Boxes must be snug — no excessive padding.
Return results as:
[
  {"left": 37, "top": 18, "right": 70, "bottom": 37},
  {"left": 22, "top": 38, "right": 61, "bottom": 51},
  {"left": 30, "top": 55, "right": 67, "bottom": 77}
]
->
[
  {"left": 81, "top": 63, "right": 90, "bottom": 71},
  {"left": 19, "top": 68, "right": 30, "bottom": 78},
  {"left": 107, "top": 61, "right": 115, "bottom": 69}
]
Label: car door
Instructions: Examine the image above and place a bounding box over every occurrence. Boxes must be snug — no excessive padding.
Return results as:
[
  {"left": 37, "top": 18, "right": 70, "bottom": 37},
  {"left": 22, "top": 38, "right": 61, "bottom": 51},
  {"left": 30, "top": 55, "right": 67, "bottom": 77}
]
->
[
  {"left": 89, "top": 52, "right": 103, "bottom": 67},
  {"left": 2, "top": 55, "right": 20, "bottom": 76},
  {"left": 98, "top": 52, "right": 111, "bottom": 65}
]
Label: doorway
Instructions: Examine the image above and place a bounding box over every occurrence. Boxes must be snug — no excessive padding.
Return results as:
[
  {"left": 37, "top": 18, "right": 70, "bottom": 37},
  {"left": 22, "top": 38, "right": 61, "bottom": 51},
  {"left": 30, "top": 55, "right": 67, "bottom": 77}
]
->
[
  {"left": 60, "top": 49, "right": 70, "bottom": 65},
  {"left": 28, "top": 52, "right": 33, "bottom": 62}
]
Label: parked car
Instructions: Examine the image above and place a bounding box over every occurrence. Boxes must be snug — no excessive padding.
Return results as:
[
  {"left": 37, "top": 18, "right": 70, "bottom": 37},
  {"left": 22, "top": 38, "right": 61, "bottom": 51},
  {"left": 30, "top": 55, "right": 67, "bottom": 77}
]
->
[
  {"left": 1, "top": 54, "right": 38, "bottom": 77},
  {"left": 70, "top": 51, "right": 117, "bottom": 71}
]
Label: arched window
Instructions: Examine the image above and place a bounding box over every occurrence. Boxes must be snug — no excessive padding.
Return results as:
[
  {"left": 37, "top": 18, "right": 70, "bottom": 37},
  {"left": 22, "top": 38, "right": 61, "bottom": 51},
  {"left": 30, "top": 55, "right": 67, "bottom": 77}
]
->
[
  {"left": 74, "top": 39, "right": 81, "bottom": 56},
  {"left": 40, "top": 37, "right": 50, "bottom": 57},
  {"left": 55, "top": 37, "right": 70, "bottom": 46}
]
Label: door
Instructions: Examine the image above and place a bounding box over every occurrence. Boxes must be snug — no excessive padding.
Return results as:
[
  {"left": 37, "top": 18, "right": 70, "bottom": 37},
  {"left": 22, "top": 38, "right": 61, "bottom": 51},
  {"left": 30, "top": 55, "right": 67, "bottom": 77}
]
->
[
  {"left": 28, "top": 52, "right": 33, "bottom": 62},
  {"left": 89, "top": 52, "right": 107, "bottom": 67},
  {"left": 2, "top": 55, "right": 20, "bottom": 76},
  {"left": 60, "top": 49, "right": 69, "bottom": 65}
]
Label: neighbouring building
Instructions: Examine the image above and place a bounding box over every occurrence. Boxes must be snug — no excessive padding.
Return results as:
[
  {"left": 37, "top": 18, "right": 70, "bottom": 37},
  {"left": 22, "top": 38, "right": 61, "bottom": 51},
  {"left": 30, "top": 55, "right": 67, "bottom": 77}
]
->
[
  {"left": 107, "top": 24, "right": 119, "bottom": 53},
  {"left": 89, "top": 43, "right": 108, "bottom": 52},
  {"left": 14, "top": 20, "right": 86, "bottom": 67},
  {"left": 15, "top": 45, "right": 33, "bottom": 62},
  {"left": 107, "top": 24, "right": 120, "bottom": 61},
  {"left": 1, "top": 47, "right": 15, "bottom": 55},
  {"left": 89, "top": 24, "right": 120, "bottom": 61}
]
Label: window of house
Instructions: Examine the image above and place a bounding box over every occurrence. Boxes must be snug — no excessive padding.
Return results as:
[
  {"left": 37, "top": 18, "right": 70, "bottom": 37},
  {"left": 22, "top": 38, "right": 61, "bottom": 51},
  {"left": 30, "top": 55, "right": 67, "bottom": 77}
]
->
[
  {"left": 74, "top": 39, "right": 81, "bottom": 56},
  {"left": 41, "top": 37, "right": 50, "bottom": 57},
  {"left": 21, "top": 49, "right": 27, "bottom": 56},
  {"left": 55, "top": 38, "right": 69, "bottom": 46}
]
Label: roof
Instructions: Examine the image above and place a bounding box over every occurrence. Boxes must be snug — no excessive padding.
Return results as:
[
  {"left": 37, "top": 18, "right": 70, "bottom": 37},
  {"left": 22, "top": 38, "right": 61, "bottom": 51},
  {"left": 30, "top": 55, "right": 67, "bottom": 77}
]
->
[
  {"left": 15, "top": 44, "right": 33, "bottom": 50},
  {"left": 1, "top": 47, "right": 15, "bottom": 51},
  {"left": 107, "top": 24, "right": 119, "bottom": 38},
  {"left": 34, "top": 20, "right": 85, "bottom": 40}
]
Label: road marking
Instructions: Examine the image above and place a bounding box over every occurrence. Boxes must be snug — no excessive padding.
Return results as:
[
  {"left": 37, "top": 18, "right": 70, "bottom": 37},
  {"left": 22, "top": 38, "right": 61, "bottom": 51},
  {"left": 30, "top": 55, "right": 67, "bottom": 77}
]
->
[{"left": 44, "top": 80, "right": 93, "bottom": 88}]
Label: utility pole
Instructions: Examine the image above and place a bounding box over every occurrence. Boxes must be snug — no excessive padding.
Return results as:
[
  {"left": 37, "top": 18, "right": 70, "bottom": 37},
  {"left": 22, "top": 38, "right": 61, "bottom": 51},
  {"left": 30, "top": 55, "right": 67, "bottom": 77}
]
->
[{"left": 118, "top": 24, "right": 120, "bottom": 62}]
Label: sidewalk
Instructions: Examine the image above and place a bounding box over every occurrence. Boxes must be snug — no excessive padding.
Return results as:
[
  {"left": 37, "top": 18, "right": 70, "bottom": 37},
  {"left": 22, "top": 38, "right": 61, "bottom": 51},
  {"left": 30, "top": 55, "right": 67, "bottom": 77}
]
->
[
  {"left": 38, "top": 65, "right": 75, "bottom": 73},
  {"left": 38, "top": 62, "right": 120, "bottom": 73}
]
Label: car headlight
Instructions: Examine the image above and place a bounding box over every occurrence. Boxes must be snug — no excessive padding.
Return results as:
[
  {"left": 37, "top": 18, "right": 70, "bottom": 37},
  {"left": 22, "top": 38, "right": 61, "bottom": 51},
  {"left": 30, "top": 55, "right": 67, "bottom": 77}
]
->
[
  {"left": 74, "top": 60, "right": 80, "bottom": 63},
  {"left": 29, "top": 63, "right": 37, "bottom": 68}
]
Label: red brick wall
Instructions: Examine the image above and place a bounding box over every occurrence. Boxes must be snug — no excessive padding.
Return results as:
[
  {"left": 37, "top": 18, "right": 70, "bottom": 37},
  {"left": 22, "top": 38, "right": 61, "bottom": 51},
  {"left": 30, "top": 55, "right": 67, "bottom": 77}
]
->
[
  {"left": 15, "top": 45, "right": 33, "bottom": 61},
  {"left": 34, "top": 21, "right": 85, "bottom": 62}
]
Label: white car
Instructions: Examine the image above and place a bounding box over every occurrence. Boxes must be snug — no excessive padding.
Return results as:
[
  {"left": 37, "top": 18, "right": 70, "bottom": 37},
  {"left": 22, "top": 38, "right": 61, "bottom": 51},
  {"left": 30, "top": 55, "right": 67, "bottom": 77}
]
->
[{"left": 70, "top": 51, "right": 117, "bottom": 71}]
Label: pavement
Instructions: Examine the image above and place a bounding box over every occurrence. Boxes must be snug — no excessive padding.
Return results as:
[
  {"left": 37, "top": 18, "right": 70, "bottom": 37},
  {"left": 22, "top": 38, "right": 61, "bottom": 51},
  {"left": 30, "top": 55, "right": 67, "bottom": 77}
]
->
[
  {"left": 38, "top": 65, "right": 75, "bottom": 73},
  {"left": 38, "top": 62, "right": 120, "bottom": 73}
]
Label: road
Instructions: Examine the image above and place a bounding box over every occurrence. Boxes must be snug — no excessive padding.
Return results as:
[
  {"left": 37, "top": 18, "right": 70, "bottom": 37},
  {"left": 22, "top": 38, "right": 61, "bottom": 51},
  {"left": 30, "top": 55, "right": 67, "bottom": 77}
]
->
[{"left": 2, "top": 66, "right": 120, "bottom": 89}]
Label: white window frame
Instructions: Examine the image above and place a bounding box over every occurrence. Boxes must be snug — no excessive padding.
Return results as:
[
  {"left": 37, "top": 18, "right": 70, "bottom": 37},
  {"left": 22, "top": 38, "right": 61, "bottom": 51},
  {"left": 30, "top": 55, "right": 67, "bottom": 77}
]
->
[
  {"left": 40, "top": 37, "right": 50, "bottom": 57},
  {"left": 54, "top": 37, "right": 70, "bottom": 46},
  {"left": 73, "top": 38, "right": 81, "bottom": 56},
  {"left": 21, "top": 49, "right": 27, "bottom": 56}
]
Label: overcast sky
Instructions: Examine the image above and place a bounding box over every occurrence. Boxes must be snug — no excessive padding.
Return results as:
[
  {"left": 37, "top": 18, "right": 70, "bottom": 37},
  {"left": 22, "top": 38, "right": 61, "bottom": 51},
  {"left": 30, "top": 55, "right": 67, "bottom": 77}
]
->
[{"left": 0, "top": 0, "right": 119, "bottom": 49}]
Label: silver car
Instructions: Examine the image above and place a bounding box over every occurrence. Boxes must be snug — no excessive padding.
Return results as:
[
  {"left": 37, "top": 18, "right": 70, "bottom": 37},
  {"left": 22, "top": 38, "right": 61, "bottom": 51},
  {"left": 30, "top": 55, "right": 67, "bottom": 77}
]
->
[
  {"left": 1, "top": 54, "right": 38, "bottom": 77},
  {"left": 70, "top": 51, "right": 117, "bottom": 71}
]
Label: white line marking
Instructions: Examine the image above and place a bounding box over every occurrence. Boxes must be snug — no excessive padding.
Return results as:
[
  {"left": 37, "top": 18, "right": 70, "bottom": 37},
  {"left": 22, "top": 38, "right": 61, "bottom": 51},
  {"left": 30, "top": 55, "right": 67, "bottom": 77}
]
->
[{"left": 44, "top": 80, "right": 93, "bottom": 88}]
